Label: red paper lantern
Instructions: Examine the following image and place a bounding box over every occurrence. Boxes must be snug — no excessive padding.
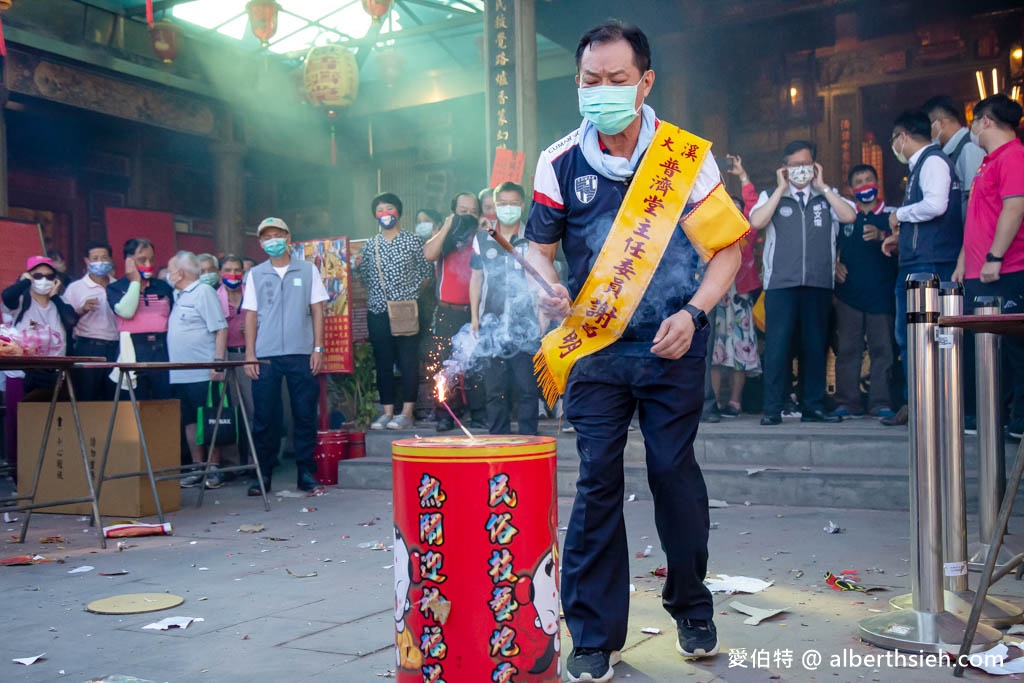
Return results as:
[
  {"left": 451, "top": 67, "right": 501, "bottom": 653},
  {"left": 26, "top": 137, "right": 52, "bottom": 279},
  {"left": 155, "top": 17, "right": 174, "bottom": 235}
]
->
[
  {"left": 247, "top": 0, "right": 280, "bottom": 47},
  {"left": 149, "top": 20, "right": 182, "bottom": 64},
  {"left": 304, "top": 45, "right": 359, "bottom": 165},
  {"left": 361, "top": 0, "right": 392, "bottom": 20}
]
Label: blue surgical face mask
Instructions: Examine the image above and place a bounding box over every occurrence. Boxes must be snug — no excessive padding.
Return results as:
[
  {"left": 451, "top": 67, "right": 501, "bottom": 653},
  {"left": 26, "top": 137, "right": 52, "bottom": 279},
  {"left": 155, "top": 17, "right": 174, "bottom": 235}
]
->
[
  {"left": 88, "top": 261, "right": 113, "bottom": 277},
  {"left": 262, "top": 237, "right": 288, "bottom": 258},
  {"left": 578, "top": 73, "right": 647, "bottom": 135},
  {"left": 495, "top": 205, "right": 522, "bottom": 225},
  {"left": 414, "top": 222, "right": 434, "bottom": 238}
]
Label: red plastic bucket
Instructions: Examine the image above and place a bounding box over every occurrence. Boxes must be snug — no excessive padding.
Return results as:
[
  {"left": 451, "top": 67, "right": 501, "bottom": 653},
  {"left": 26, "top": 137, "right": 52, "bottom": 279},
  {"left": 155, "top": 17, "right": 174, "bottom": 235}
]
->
[
  {"left": 348, "top": 431, "right": 366, "bottom": 460},
  {"left": 314, "top": 430, "right": 348, "bottom": 485},
  {"left": 392, "top": 435, "right": 559, "bottom": 682}
]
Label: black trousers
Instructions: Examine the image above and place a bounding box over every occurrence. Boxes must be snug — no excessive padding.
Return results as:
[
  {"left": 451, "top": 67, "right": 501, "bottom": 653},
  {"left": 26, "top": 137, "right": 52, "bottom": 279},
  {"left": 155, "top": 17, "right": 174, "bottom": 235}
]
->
[
  {"left": 561, "top": 346, "right": 712, "bottom": 651},
  {"left": 251, "top": 354, "right": 318, "bottom": 476},
  {"left": 124, "top": 334, "right": 170, "bottom": 401},
  {"left": 763, "top": 286, "right": 832, "bottom": 415},
  {"left": 367, "top": 311, "right": 420, "bottom": 406},
  {"left": 430, "top": 303, "right": 485, "bottom": 420},
  {"left": 963, "top": 270, "right": 1024, "bottom": 423},
  {"left": 483, "top": 351, "right": 538, "bottom": 435},
  {"left": 72, "top": 337, "right": 118, "bottom": 401},
  {"left": 833, "top": 298, "right": 895, "bottom": 413}
]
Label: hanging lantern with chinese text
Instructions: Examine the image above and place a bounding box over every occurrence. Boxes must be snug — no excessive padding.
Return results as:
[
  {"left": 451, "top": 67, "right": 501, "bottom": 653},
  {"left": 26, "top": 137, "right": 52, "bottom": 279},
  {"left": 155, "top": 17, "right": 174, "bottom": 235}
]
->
[
  {"left": 361, "top": 0, "right": 393, "bottom": 20},
  {"left": 0, "top": 0, "right": 13, "bottom": 58},
  {"left": 150, "top": 20, "right": 182, "bottom": 64},
  {"left": 304, "top": 45, "right": 359, "bottom": 166},
  {"left": 247, "top": 0, "right": 281, "bottom": 48}
]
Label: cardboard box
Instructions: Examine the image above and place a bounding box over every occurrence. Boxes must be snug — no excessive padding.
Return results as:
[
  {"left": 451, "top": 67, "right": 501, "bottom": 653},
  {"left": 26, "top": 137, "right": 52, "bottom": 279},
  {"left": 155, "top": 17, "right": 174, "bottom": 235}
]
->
[{"left": 18, "top": 400, "right": 181, "bottom": 517}]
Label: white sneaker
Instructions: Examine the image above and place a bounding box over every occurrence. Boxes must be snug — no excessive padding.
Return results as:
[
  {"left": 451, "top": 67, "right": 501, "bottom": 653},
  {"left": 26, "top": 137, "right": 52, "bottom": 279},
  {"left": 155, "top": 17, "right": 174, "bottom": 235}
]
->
[
  {"left": 370, "top": 414, "right": 391, "bottom": 430},
  {"left": 387, "top": 414, "right": 413, "bottom": 430}
]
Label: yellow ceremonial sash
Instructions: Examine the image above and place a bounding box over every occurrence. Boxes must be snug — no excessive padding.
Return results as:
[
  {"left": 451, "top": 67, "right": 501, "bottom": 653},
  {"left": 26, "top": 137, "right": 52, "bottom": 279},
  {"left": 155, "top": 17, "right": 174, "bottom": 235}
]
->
[{"left": 534, "top": 122, "right": 749, "bottom": 406}]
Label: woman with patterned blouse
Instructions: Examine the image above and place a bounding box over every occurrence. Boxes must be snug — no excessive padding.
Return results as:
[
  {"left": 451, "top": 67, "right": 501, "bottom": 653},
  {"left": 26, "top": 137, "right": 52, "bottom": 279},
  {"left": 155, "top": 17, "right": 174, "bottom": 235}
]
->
[{"left": 354, "top": 192, "right": 434, "bottom": 430}]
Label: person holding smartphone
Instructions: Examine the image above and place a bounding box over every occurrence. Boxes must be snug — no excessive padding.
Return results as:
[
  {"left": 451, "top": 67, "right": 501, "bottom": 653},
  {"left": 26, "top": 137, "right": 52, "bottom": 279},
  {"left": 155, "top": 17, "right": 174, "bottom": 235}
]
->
[{"left": 107, "top": 238, "right": 175, "bottom": 399}]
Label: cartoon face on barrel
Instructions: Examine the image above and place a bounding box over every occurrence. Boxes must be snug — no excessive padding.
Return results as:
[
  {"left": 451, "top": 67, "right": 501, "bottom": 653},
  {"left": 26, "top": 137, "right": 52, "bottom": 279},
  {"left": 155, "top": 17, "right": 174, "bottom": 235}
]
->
[
  {"left": 530, "top": 550, "right": 559, "bottom": 636},
  {"left": 394, "top": 526, "right": 412, "bottom": 628}
]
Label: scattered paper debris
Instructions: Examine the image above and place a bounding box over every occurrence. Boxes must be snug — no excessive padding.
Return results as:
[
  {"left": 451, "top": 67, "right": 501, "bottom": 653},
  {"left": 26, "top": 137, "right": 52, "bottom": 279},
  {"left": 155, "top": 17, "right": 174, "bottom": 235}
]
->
[
  {"left": 635, "top": 545, "right": 653, "bottom": 558},
  {"left": 651, "top": 566, "right": 668, "bottom": 577},
  {"left": 358, "top": 541, "right": 388, "bottom": 550},
  {"left": 359, "top": 517, "right": 378, "bottom": 526},
  {"left": 708, "top": 499, "right": 729, "bottom": 508},
  {"left": 1, "top": 554, "right": 54, "bottom": 566},
  {"left": 262, "top": 536, "right": 289, "bottom": 541},
  {"left": 641, "top": 627, "right": 661, "bottom": 635},
  {"left": 103, "top": 522, "right": 172, "bottom": 539},
  {"left": 627, "top": 494, "right": 636, "bottom": 502},
  {"left": 629, "top": 584, "right": 636, "bottom": 592},
  {"left": 286, "top": 569, "right": 318, "bottom": 578},
  {"left": 39, "top": 536, "right": 64, "bottom": 543},
  {"left": 704, "top": 574, "right": 773, "bottom": 594},
  {"left": 12, "top": 653, "right": 45, "bottom": 665},
  {"left": 142, "top": 616, "right": 204, "bottom": 631},
  {"left": 824, "top": 571, "right": 884, "bottom": 592},
  {"left": 729, "top": 600, "right": 790, "bottom": 625},
  {"left": 746, "top": 467, "right": 780, "bottom": 476},
  {"left": 99, "top": 570, "right": 130, "bottom": 577},
  {"left": 274, "top": 490, "right": 305, "bottom": 498},
  {"left": 376, "top": 671, "right": 396, "bottom": 679},
  {"left": 965, "top": 643, "right": 1024, "bottom": 675},
  {"left": 1008, "top": 624, "right": 1024, "bottom": 635},
  {"left": 68, "top": 565, "right": 95, "bottom": 574},
  {"left": 823, "top": 521, "right": 843, "bottom": 534},
  {"left": 3, "top": 512, "right": 17, "bottom": 523},
  {"left": 790, "top": 569, "right": 804, "bottom": 579},
  {"left": 300, "top": 507, "right": 317, "bottom": 513},
  {"left": 238, "top": 524, "right": 265, "bottom": 533},
  {"left": 423, "top": 594, "right": 452, "bottom": 624}
]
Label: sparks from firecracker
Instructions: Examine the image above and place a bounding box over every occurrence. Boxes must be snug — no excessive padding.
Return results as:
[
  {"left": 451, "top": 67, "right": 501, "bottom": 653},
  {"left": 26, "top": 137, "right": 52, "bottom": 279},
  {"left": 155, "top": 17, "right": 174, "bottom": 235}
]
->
[{"left": 434, "top": 374, "right": 475, "bottom": 441}]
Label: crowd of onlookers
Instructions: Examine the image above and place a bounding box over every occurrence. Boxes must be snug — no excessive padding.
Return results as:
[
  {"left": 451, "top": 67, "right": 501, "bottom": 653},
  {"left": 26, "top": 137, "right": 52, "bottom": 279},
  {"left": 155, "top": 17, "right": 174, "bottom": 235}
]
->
[
  {"left": 359, "top": 93, "right": 1024, "bottom": 443},
  {"left": 2, "top": 216, "right": 328, "bottom": 496}
]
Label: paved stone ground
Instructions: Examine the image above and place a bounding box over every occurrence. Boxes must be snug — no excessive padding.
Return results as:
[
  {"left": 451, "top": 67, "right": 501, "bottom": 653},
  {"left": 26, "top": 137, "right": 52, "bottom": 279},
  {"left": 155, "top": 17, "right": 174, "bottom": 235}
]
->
[{"left": 3, "top": 461, "right": 1024, "bottom": 683}]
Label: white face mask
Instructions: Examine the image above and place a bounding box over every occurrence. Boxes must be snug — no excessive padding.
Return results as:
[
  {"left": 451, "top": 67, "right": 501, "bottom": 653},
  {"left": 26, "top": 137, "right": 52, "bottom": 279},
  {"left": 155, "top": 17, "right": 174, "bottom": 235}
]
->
[
  {"left": 892, "top": 136, "right": 909, "bottom": 165},
  {"left": 414, "top": 222, "right": 434, "bottom": 238},
  {"left": 787, "top": 165, "right": 814, "bottom": 187},
  {"left": 31, "top": 277, "right": 55, "bottom": 295}
]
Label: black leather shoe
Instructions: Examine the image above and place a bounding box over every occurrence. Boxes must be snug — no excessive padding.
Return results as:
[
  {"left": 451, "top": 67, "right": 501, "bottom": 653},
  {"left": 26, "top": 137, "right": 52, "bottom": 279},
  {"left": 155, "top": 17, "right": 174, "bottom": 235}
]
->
[
  {"left": 801, "top": 409, "right": 842, "bottom": 423},
  {"left": 297, "top": 471, "right": 319, "bottom": 492},
  {"left": 436, "top": 418, "right": 454, "bottom": 433},
  {"left": 760, "top": 414, "right": 782, "bottom": 426},
  {"left": 247, "top": 476, "right": 271, "bottom": 496}
]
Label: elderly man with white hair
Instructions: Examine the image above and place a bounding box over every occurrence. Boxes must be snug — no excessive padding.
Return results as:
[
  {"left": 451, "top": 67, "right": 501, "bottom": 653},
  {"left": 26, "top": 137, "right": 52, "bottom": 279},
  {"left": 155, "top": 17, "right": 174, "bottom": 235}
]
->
[{"left": 167, "top": 250, "right": 228, "bottom": 489}]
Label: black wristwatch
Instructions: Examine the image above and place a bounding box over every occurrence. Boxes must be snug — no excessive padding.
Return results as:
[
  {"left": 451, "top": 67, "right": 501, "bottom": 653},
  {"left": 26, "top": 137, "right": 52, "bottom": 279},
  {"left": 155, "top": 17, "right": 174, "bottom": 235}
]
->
[
  {"left": 682, "top": 304, "right": 709, "bottom": 331},
  {"left": 986, "top": 252, "right": 1004, "bottom": 263}
]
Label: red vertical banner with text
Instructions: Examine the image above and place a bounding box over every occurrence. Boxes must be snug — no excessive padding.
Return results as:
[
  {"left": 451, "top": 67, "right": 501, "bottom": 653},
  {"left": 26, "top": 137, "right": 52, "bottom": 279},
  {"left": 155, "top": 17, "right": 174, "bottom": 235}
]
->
[
  {"left": 290, "top": 237, "right": 353, "bottom": 374},
  {"left": 490, "top": 148, "right": 526, "bottom": 188}
]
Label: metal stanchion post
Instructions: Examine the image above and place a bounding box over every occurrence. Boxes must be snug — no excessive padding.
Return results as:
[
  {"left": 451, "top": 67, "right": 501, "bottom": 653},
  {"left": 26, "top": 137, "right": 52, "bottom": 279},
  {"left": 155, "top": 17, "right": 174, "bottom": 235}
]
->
[
  {"left": 968, "top": 296, "right": 1012, "bottom": 570},
  {"left": 889, "top": 284, "right": 1020, "bottom": 626},
  {"left": 859, "top": 274, "right": 1000, "bottom": 652}
]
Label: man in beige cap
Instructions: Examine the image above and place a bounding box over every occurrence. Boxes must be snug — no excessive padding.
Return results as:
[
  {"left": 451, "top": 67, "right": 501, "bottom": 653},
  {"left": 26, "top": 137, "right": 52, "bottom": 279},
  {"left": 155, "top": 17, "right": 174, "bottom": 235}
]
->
[{"left": 242, "top": 217, "right": 329, "bottom": 494}]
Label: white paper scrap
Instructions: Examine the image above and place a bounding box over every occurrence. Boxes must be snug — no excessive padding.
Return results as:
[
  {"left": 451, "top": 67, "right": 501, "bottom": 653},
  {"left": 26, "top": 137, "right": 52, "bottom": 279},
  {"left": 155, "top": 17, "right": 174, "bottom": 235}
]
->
[
  {"left": 142, "top": 616, "right": 205, "bottom": 631},
  {"left": 68, "top": 566, "right": 95, "bottom": 574},
  {"left": 12, "top": 653, "right": 45, "bottom": 665},
  {"left": 641, "top": 627, "right": 662, "bottom": 635},
  {"left": 708, "top": 499, "right": 729, "bottom": 508},
  {"left": 966, "top": 643, "right": 1024, "bottom": 675},
  {"left": 729, "top": 600, "right": 790, "bottom": 625},
  {"left": 704, "top": 574, "right": 773, "bottom": 594}
]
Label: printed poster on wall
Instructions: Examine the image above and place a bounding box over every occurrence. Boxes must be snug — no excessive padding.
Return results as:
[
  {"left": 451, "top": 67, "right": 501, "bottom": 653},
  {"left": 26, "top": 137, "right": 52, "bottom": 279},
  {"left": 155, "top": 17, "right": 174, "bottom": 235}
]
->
[{"left": 290, "top": 236, "right": 353, "bottom": 374}]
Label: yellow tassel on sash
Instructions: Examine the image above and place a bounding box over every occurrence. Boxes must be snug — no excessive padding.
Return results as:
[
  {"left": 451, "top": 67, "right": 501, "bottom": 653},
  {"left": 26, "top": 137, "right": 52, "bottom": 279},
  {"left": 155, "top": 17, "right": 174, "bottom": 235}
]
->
[{"left": 534, "top": 123, "right": 749, "bottom": 406}]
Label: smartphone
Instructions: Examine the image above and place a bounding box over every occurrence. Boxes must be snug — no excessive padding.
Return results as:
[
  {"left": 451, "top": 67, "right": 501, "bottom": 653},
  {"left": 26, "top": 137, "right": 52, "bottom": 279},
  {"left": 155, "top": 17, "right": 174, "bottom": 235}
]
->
[{"left": 717, "top": 157, "right": 733, "bottom": 173}]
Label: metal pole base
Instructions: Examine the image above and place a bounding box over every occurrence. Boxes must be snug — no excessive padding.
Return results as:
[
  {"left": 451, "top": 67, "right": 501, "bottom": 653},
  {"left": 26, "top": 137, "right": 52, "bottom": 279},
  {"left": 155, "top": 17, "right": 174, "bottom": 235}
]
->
[
  {"left": 968, "top": 541, "right": 1019, "bottom": 571},
  {"left": 889, "top": 591, "right": 1023, "bottom": 628},
  {"left": 858, "top": 609, "right": 1001, "bottom": 653}
]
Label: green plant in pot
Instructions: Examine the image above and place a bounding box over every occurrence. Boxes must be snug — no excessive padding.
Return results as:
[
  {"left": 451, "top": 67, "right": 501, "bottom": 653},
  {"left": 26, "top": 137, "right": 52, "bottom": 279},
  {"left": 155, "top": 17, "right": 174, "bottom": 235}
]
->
[{"left": 328, "top": 342, "right": 378, "bottom": 432}]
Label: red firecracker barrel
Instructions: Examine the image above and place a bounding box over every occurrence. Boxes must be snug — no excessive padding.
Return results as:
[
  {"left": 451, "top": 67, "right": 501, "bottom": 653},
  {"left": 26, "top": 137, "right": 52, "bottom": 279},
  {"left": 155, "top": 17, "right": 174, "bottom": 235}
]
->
[
  {"left": 314, "top": 430, "right": 348, "bottom": 485},
  {"left": 392, "top": 435, "right": 559, "bottom": 682}
]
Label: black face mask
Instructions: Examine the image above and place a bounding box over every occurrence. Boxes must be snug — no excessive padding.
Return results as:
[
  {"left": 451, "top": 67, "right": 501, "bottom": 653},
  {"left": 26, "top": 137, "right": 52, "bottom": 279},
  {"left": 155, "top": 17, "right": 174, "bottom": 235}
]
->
[{"left": 441, "top": 214, "right": 479, "bottom": 256}]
